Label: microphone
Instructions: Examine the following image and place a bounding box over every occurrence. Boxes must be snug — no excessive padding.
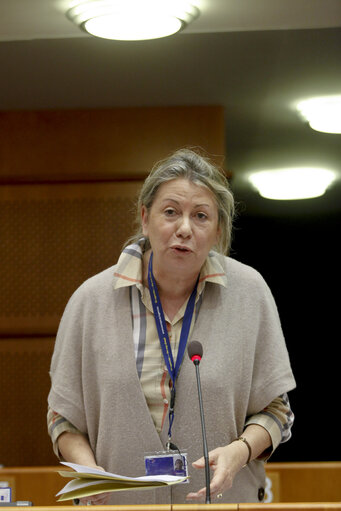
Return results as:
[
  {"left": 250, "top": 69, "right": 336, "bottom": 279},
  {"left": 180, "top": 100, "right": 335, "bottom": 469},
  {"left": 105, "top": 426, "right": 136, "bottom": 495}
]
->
[
  {"left": 187, "top": 341, "right": 211, "bottom": 504},
  {"left": 188, "top": 340, "right": 203, "bottom": 364}
]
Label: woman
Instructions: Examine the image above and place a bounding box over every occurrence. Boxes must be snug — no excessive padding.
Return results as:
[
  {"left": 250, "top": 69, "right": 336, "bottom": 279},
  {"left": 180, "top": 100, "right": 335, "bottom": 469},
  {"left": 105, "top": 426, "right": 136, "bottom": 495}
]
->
[{"left": 48, "top": 148, "right": 295, "bottom": 505}]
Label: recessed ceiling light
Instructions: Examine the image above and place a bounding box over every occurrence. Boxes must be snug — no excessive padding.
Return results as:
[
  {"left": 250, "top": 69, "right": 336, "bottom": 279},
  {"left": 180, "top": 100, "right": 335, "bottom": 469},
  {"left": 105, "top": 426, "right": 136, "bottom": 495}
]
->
[
  {"left": 296, "top": 95, "right": 341, "bottom": 134},
  {"left": 248, "top": 167, "right": 336, "bottom": 200},
  {"left": 66, "top": 0, "right": 200, "bottom": 41}
]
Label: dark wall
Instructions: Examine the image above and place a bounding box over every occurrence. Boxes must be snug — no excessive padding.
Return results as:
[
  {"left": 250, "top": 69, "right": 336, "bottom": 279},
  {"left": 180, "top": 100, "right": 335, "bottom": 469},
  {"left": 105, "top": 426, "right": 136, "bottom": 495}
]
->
[{"left": 231, "top": 207, "right": 340, "bottom": 462}]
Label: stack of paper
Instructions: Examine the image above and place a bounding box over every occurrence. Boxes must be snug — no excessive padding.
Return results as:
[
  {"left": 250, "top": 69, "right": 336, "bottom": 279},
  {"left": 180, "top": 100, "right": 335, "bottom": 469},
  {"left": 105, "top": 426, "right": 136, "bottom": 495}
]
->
[{"left": 56, "top": 462, "right": 188, "bottom": 501}]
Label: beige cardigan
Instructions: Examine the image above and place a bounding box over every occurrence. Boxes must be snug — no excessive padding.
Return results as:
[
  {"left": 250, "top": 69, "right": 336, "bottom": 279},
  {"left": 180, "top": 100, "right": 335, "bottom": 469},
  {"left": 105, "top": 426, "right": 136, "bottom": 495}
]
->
[{"left": 48, "top": 253, "right": 296, "bottom": 504}]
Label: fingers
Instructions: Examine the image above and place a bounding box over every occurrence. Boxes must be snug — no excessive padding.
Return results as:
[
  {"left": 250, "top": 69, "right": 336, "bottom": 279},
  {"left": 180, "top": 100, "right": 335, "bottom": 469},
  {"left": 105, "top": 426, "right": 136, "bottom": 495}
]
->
[
  {"left": 191, "top": 456, "right": 205, "bottom": 468},
  {"left": 92, "top": 492, "right": 111, "bottom": 505},
  {"left": 192, "top": 448, "right": 220, "bottom": 468},
  {"left": 188, "top": 446, "right": 235, "bottom": 501},
  {"left": 186, "top": 486, "right": 223, "bottom": 502},
  {"left": 186, "top": 484, "right": 208, "bottom": 502},
  {"left": 80, "top": 492, "right": 111, "bottom": 505},
  {"left": 186, "top": 469, "right": 227, "bottom": 502}
]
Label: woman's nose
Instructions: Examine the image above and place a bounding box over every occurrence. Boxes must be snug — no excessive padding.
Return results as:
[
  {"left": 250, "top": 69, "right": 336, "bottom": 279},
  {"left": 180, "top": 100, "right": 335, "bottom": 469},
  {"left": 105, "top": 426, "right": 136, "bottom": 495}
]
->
[{"left": 176, "top": 215, "right": 192, "bottom": 237}]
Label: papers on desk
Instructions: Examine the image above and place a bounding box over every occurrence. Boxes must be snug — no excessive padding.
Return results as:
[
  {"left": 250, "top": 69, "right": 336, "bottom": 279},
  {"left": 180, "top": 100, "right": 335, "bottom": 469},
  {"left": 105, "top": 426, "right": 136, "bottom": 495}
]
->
[{"left": 56, "top": 462, "right": 188, "bottom": 501}]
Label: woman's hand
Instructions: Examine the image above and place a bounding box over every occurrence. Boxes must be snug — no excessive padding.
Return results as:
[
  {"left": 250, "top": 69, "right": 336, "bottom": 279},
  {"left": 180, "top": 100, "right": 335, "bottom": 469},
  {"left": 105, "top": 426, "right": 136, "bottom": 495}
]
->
[
  {"left": 186, "top": 441, "right": 249, "bottom": 502},
  {"left": 79, "top": 492, "right": 111, "bottom": 505},
  {"left": 79, "top": 465, "right": 111, "bottom": 505},
  {"left": 186, "top": 425, "right": 272, "bottom": 501},
  {"left": 58, "top": 433, "right": 112, "bottom": 505}
]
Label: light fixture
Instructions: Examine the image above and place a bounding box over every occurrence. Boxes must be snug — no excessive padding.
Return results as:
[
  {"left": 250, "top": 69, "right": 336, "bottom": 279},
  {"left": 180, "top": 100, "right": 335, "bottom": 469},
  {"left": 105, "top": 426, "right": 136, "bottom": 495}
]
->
[
  {"left": 66, "top": 0, "right": 200, "bottom": 41},
  {"left": 248, "top": 167, "right": 336, "bottom": 200},
  {"left": 296, "top": 95, "right": 341, "bottom": 134}
]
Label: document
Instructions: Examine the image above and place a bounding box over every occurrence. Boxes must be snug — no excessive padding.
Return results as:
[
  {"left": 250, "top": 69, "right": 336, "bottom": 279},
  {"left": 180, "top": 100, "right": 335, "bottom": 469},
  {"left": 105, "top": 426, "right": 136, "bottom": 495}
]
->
[{"left": 56, "top": 462, "right": 188, "bottom": 501}]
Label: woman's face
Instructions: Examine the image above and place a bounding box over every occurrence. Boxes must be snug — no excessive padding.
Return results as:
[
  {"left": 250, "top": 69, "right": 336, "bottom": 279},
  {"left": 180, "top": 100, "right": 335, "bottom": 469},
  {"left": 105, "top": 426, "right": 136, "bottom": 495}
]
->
[{"left": 141, "top": 178, "right": 220, "bottom": 277}]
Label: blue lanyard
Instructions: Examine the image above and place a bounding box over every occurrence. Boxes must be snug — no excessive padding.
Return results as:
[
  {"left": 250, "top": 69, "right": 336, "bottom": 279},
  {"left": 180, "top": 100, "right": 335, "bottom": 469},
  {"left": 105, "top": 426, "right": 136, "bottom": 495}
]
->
[{"left": 147, "top": 252, "right": 199, "bottom": 441}]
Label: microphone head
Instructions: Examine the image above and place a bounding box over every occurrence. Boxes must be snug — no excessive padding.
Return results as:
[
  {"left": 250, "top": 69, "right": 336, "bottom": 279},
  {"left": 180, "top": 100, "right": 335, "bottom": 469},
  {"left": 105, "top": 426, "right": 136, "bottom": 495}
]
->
[{"left": 187, "top": 340, "right": 203, "bottom": 363}]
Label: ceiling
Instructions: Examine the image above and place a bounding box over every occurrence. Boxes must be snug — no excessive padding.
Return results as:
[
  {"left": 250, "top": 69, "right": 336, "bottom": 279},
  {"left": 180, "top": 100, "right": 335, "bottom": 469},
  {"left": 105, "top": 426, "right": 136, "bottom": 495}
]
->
[{"left": 1, "top": 0, "right": 341, "bottom": 216}]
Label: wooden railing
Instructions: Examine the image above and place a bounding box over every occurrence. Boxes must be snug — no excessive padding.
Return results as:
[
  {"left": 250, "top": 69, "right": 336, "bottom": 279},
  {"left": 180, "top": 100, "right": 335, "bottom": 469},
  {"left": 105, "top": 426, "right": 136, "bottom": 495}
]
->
[
  {"left": 0, "top": 504, "right": 340, "bottom": 511},
  {"left": 265, "top": 462, "right": 341, "bottom": 503},
  {"left": 0, "top": 463, "right": 340, "bottom": 507}
]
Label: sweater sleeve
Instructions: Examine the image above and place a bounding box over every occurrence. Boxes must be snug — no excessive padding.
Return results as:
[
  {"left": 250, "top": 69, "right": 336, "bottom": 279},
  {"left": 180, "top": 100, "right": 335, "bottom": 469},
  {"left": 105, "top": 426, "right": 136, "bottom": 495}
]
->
[
  {"left": 47, "top": 283, "right": 89, "bottom": 433},
  {"left": 244, "top": 269, "right": 296, "bottom": 415}
]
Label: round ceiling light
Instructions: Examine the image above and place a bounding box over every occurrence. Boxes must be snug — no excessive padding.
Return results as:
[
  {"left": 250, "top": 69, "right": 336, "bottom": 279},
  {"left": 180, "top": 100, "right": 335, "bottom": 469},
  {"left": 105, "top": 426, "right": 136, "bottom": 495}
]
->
[
  {"left": 248, "top": 167, "right": 336, "bottom": 200},
  {"left": 66, "top": 0, "right": 200, "bottom": 41},
  {"left": 296, "top": 95, "right": 341, "bottom": 134}
]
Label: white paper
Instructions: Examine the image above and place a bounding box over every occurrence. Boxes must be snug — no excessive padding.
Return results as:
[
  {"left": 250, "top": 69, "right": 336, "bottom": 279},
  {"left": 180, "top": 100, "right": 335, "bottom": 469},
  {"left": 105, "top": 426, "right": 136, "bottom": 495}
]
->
[{"left": 60, "top": 461, "right": 186, "bottom": 483}]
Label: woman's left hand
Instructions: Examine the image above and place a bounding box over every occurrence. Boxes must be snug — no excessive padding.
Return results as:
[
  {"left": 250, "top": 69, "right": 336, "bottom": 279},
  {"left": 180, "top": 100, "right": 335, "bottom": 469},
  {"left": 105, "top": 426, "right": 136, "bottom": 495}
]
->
[{"left": 186, "top": 442, "right": 248, "bottom": 502}]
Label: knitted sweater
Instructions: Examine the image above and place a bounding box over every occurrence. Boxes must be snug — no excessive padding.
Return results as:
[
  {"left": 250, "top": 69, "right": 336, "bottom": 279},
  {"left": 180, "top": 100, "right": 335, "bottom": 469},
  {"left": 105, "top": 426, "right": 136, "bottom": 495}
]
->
[{"left": 48, "top": 253, "right": 296, "bottom": 504}]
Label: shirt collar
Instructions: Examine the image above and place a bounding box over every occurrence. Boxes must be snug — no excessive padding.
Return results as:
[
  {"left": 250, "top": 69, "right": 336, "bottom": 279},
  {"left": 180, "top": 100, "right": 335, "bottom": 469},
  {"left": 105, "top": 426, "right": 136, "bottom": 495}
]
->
[
  {"left": 113, "top": 239, "right": 227, "bottom": 291},
  {"left": 113, "top": 240, "right": 144, "bottom": 290},
  {"left": 198, "top": 251, "right": 228, "bottom": 290}
]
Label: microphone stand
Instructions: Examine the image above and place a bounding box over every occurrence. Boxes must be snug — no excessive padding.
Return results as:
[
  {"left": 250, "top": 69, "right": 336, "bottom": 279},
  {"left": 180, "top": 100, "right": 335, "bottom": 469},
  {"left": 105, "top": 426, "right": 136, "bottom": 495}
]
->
[{"left": 193, "top": 358, "right": 211, "bottom": 504}]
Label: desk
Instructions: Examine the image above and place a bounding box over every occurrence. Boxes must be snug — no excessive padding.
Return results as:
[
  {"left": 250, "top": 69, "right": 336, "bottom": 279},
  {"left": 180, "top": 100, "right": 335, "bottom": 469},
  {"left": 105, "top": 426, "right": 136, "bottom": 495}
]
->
[
  {"left": 265, "top": 462, "right": 341, "bottom": 502},
  {"left": 0, "top": 463, "right": 340, "bottom": 506},
  {"left": 0, "top": 503, "right": 340, "bottom": 511}
]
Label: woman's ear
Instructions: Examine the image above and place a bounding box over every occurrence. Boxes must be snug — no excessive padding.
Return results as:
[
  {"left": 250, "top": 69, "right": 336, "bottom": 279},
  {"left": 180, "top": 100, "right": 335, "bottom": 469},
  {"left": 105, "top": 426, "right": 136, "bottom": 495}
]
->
[{"left": 141, "top": 205, "right": 149, "bottom": 236}]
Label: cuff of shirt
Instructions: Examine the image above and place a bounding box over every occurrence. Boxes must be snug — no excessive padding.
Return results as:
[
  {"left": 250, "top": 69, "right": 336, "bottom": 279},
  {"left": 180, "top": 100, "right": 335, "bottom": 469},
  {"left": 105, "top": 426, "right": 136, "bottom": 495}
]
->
[
  {"left": 245, "top": 412, "right": 282, "bottom": 461},
  {"left": 47, "top": 408, "right": 82, "bottom": 459}
]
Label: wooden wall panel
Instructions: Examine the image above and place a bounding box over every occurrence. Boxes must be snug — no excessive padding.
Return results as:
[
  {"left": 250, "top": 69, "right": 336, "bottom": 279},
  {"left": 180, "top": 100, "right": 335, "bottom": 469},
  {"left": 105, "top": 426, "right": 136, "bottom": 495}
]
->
[
  {"left": 0, "top": 106, "right": 226, "bottom": 467},
  {"left": 265, "top": 462, "right": 341, "bottom": 504},
  {"left": 0, "top": 106, "right": 225, "bottom": 182},
  {"left": 0, "top": 181, "right": 142, "bottom": 336},
  {"left": 0, "top": 337, "right": 56, "bottom": 467}
]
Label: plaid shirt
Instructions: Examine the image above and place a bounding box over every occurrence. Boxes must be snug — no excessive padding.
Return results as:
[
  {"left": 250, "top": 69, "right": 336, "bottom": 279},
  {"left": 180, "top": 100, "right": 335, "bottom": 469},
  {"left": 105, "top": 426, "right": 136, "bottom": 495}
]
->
[{"left": 48, "top": 241, "right": 294, "bottom": 457}]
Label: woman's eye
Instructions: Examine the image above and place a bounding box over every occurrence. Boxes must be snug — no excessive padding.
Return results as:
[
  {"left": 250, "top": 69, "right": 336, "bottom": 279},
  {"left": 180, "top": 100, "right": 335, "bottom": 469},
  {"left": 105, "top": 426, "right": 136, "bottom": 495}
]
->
[
  {"left": 196, "top": 212, "right": 208, "bottom": 220},
  {"left": 164, "top": 208, "right": 176, "bottom": 216}
]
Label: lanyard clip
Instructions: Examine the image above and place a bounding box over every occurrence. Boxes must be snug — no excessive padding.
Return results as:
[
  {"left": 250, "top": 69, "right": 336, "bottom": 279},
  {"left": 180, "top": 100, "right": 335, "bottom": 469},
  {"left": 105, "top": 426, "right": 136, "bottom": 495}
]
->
[
  {"left": 169, "top": 387, "right": 176, "bottom": 413},
  {"left": 167, "top": 438, "right": 179, "bottom": 452}
]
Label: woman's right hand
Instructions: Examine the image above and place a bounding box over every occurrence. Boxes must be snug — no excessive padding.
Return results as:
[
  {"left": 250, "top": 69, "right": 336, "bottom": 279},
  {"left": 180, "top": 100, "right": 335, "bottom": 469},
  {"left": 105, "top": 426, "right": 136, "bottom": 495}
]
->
[
  {"left": 58, "top": 433, "right": 111, "bottom": 504},
  {"left": 79, "top": 491, "right": 111, "bottom": 505},
  {"left": 79, "top": 465, "right": 111, "bottom": 505}
]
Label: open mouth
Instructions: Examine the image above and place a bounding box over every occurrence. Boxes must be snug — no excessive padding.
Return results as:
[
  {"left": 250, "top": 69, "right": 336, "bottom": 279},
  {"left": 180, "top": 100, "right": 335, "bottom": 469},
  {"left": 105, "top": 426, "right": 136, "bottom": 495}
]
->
[{"left": 172, "top": 246, "right": 191, "bottom": 253}]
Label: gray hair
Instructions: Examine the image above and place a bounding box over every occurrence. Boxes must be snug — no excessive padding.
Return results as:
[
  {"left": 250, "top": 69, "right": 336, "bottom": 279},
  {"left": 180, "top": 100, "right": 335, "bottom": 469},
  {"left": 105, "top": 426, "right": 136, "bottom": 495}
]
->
[{"left": 126, "top": 148, "right": 235, "bottom": 255}]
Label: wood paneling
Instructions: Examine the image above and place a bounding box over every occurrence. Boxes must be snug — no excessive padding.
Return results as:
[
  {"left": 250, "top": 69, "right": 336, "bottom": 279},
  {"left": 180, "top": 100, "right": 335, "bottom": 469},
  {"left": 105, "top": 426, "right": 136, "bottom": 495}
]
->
[
  {"left": 0, "top": 181, "right": 142, "bottom": 336},
  {"left": 1, "top": 464, "right": 340, "bottom": 507},
  {"left": 0, "top": 507, "right": 338, "bottom": 511},
  {"left": 265, "top": 462, "right": 341, "bottom": 503},
  {"left": 0, "top": 106, "right": 225, "bottom": 183},
  {"left": 0, "top": 506, "right": 337, "bottom": 511},
  {"left": 0, "top": 338, "right": 56, "bottom": 467},
  {"left": 0, "top": 105, "right": 226, "bottom": 467},
  {"left": 238, "top": 506, "right": 341, "bottom": 511}
]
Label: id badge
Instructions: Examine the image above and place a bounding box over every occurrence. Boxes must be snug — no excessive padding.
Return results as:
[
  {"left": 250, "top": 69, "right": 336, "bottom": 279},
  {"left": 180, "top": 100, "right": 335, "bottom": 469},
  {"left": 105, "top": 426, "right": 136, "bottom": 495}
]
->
[{"left": 144, "top": 450, "right": 189, "bottom": 482}]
